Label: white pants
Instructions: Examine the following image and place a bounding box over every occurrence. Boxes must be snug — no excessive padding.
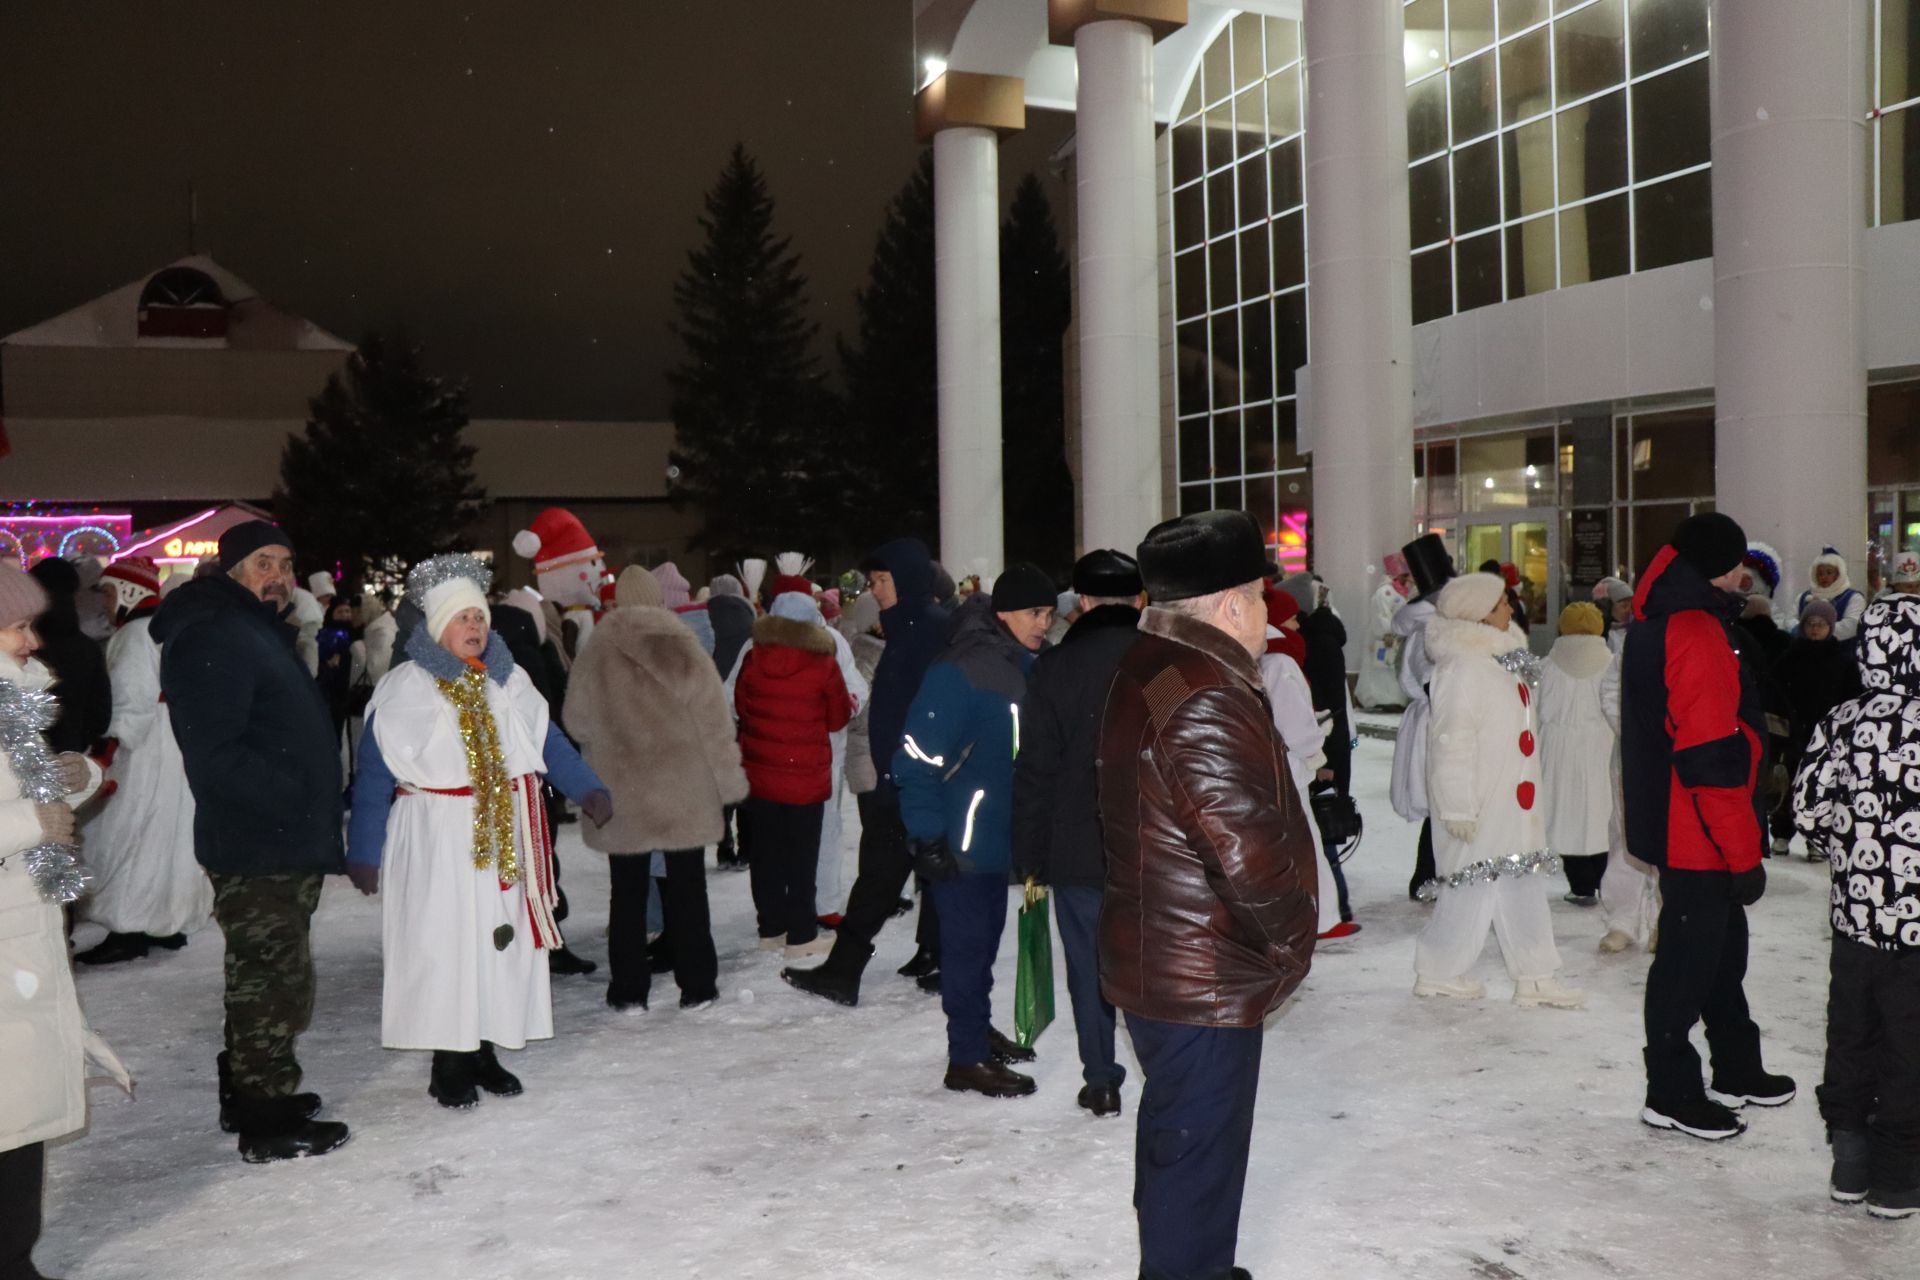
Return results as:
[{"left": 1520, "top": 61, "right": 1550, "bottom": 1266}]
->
[
  {"left": 1601, "top": 847, "right": 1660, "bottom": 943},
  {"left": 816, "top": 731, "right": 848, "bottom": 916},
  {"left": 1415, "top": 875, "right": 1562, "bottom": 982}
]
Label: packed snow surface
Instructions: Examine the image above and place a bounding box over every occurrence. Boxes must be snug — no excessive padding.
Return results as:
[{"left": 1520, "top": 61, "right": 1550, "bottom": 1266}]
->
[{"left": 42, "top": 737, "right": 1913, "bottom": 1278}]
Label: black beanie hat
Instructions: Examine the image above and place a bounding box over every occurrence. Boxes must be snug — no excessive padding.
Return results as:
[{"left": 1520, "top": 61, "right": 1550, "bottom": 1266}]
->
[
  {"left": 1071, "top": 549, "right": 1143, "bottom": 599},
  {"left": 218, "top": 520, "right": 294, "bottom": 573},
  {"left": 991, "top": 563, "right": 1058, "bottom": 613},
  {"left": 1670, "top": 512, "right": 1747, "bottom": 580}
]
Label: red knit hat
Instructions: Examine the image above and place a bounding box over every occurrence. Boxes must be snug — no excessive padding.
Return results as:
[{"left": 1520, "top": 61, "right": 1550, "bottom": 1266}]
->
[
  {"left": 102, "top": 556, "right": 162, "bottom": 617},
  {"left": 769, "top": 573, "right": 814, "bottom": 600},
  {"left": 512, "top": 507, "right": 602, "bottom": 572}
]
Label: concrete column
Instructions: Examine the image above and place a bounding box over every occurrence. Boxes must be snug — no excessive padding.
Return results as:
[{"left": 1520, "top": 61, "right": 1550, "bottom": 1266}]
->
[
  {"left": 933, "top": 126, "right": 1006, "bottom": 580},
  {"left": 1302, "top": 0, "right": 1414, "bottom": 662},
  {"left": 1711, "top": 0, "right": 1870, "bottom": 589},
  {"left": 1072, "top": 19, "right": 1164, "bottom": 552}
]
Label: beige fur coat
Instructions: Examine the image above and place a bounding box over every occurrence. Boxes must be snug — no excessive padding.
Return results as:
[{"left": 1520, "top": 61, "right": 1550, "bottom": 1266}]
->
[{"left": 564, "top": 605, "right": 749, "bottom": 854}]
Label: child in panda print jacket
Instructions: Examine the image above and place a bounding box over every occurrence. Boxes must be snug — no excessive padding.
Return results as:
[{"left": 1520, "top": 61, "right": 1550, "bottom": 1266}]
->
[{"left": 1793, "top": 594, "right": 1920, "bottom": 1218}]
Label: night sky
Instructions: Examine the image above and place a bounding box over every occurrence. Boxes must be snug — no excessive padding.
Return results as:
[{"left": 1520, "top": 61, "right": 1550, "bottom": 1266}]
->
[{"left": 0, "top": 1, "right": 1070, "bottom": 421}]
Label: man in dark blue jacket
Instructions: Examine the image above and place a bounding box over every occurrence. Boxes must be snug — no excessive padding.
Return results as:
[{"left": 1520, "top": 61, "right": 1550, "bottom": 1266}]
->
[
  {"left": 784, "top": 537, "right": 949, "bottom": 1006},
  {"left": 895, "top": 562, "right": 1058, "bottom": 1098},
  {"left": 153, "top": 520, "right": 350, "bottom": 1163},
  {"left": 1011, "top": 550, "right": 1144, "bottom": 1117}
]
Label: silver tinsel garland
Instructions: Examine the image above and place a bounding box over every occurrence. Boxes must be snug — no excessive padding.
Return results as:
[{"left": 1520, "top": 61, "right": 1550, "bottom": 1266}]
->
[
  {"left": 1495, "top": 646, "right": 1543, "bottom": 687},
  {"left": 0, "top": 679, "right": 91, "bottom": 904},
  {"left": 405, "top": 552, "right": 494, "bottom": 615},
  {"left": 1415, "top": 849, "right": 1562, "bottom": 902}
]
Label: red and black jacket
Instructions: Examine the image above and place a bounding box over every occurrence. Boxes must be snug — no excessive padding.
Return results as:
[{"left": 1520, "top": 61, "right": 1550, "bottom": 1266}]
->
[{"left": 1620, "top": 546, "right": 1768, "bottom": 873}]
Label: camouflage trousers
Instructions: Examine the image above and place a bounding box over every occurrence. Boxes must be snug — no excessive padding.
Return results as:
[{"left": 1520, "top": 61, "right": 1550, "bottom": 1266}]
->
[{"left": 209, "top": 871, "right": 323, "bottom": 1099}]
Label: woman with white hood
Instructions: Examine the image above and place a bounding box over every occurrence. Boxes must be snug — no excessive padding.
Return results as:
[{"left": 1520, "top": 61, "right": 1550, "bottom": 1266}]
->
[
  {"left": 1415, "top": 572, "right": 1584, "bottom": 1008},
  {"left": 1798, "top": 548, "right": 1868, "bottom": 642},
  {"left": 1538, "top": 603, "right": 1616, "bottom": 907}
]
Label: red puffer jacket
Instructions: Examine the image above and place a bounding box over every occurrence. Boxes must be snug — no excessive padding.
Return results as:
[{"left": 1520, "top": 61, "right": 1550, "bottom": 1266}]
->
[{"left": 734, "top": 615, "right": 854, "bottom": 805}]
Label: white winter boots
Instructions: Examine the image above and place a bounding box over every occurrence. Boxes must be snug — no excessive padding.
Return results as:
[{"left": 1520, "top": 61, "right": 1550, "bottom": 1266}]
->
[
  {"left": 1513, "top": 976, "right": 1587, "bottom": 1008},
  {"left": 1413, "top": 975, "right": 1486, "bottom": 999}
]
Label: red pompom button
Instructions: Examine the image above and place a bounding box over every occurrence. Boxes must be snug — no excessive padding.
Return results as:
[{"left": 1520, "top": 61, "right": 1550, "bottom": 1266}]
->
[
  {"left": 1519, "top": 731, "right": 1535, "bottom": 757},
  {"left": 1516, "top": 781, "right": 1536, "bottom": 810},
  {"left": 1517, "top": 682, "right": 1530, "bottom": 706}
]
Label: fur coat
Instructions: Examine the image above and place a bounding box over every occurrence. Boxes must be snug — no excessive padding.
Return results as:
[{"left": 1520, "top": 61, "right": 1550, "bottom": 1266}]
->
[{"left": 564, "top": 605, "right": 748, "bottom": 854}]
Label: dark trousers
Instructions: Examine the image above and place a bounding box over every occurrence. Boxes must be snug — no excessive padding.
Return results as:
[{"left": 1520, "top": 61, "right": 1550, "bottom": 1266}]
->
[
  {"left": 1409, "top": 818, "right": 1435, "bottom": 900},
  {"left": 209, "top": 871, "right": 322, "bottom": 1100},
  {"left": 0, "top": 1141, "right": 45, "bottom": 1280},
  {"left": 1563, "top": 852, "right": 1607, "bottom": 897},
  {"left": 1643, "top": 868, "right": 1764, "bottom": 1106},
  {"left": 1054, "top": 884, "right": 1122, "bottom": 1089},
  {"left": 745, "top": 797, "right": 824, "bottom": 946},
  {"left": 929, "top": 871, "right": 1010, "bottom": 1066},
  {"left": 1125, "top": 1013, "right": 1264, "bottom": 1280},
  {"left": 823, "top": 787, "right": 940, "bottom": 979},
  {"left": 608, "top": 850, "right": 717, "bottom": 1005},
  {"left": 1819, "top": 937, "right": 1920, "bottom": 1181}
]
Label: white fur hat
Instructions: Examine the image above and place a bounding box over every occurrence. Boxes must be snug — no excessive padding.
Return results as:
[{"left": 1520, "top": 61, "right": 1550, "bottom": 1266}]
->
[{"left": 1435, "top": 572, "right": 1508, "bottom": 623}]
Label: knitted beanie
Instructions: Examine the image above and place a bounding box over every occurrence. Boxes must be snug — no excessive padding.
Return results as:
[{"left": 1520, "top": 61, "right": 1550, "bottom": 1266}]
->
[
  {"left": 424, "top": 577, "right": 489, "bottom": 646},
  {"left": 1800, "top": 598, "right": 1839, "bottom": 628},
  {"left": 654, "top": 562, "right": 692, "bottom": 608},
  {"left": 1558, "top": 601, "right": 1605, "bottom": 637},
  {"left": 710, "top": 574, "right": 744, "bottom": 599},
  {"left": 0, "top": 564, "right": 49, "bottom": 630},
  {"left": 1435, "top": 572, "right": 1508, "bottom": 623},
  {"left": 617, "top": 565, "right": 664, "bottom": 609}
]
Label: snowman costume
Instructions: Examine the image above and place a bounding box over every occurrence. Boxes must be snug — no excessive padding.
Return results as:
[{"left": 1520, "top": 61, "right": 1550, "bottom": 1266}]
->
[
  {"left": 1356, "top": 567, "right": 1411, "bottom": 711},
  {"left": 1414, "top": 575, "right": 1577, "bottom": 1003}
]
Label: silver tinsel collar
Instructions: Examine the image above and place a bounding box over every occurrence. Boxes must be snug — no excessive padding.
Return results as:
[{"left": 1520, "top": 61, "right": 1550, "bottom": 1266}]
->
[
  {"left": 1496, "top": 647, "right": 1543, "bottom": 687},
  {"left": 405, "top": 553, "right": 493, "bottom": 615},
  {"left": 1415, "top": 849, "right": 1561, "bottom": 902},
  {"left": 0, "top": 680, "right": 90, "bottom": 904}
]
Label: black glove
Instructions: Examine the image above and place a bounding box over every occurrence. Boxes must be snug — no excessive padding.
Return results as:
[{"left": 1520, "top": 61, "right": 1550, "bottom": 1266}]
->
[
  {"left": 1729, "top": 862, "right": 1767, "bottom": 906},
  {"left": 910, "top": 837, "right": 960, "bottom": 883},
  {"left": 346, "top": 862, "right": 380, "bottom": 897},
  {"left": 580, "top": 790, "right": 614, "bottom": 829}
]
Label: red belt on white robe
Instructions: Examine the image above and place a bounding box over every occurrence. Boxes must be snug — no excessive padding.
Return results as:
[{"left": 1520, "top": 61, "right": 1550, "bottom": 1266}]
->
[{"left": 395, "top": 774, "right": 563, "bottom": 950}]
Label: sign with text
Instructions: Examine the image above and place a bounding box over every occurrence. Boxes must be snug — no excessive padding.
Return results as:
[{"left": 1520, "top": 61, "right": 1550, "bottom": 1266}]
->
[{"left": 1570, "top": 510, "right": 1609, "bottom": 588}]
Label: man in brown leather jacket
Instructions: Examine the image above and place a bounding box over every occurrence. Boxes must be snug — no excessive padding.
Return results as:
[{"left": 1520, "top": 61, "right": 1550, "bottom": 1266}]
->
[{"left": 1099, "top": 511, "right": 1319, "bottom": 1280}]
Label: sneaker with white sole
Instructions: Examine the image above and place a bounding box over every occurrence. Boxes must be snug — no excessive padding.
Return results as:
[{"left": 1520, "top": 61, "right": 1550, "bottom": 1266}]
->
[
  {"left": 1642, "top": 1096, "right": 1747, "bottom": 1141},
  {"left": 1706, "top": 1070, "right": 1796, "bottom": 1108},
  {"left": 1513, "top": 976, "right": 1586, "bottom": 1009},
  {"left": 1413, "top": 975, "right": 1486, "bottom": 999},
  {"left": 784, "top": 935, "right": 834, "bottom": 961},
  {"left": 1867, "top": 1186, "right": 1920, "bottom": 1219}
]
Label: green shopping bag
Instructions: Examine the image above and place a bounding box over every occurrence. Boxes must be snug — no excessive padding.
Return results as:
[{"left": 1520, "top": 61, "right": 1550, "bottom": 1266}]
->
[{"left": 1014, "top": 880, "right": 1056, "bottom": 1049}]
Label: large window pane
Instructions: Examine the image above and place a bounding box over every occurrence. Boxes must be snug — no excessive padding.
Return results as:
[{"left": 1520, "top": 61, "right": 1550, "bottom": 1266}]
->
[
  {"left": 1210, "top": 314, "right": 1241, "bottom": 406},
  {"left": 1558, "top": 89, "right": 1628, "bottom": 201},
  {"left": 1239, "top": 222, "right": 1270, "bottom": 298},
  {"left": 1453, "top": 137, "right": 1501, "bottom": 234},
  {"left": 1500, "top": 0, "right": 1550, "bottom": 35},
  {"left": 1275, "top": 290, "right": 1309, "bottom": 393},
  {"left": 1628, "top": 0, "right": 1709, "bottom": 74},
  {"left": 1501, "top": 27, "right": 1553, "bottom": 124},
  {"left": 1177, "top": 321, "right": 1207, "bottom": 414},
  {"left": 1504, "top": 117, "right": 1557, "bottom": 219},
  {"left": 1265, "top": 16, "right": 1299, "bottom": 71},
  {"left": 1270, "top": 137, "right": 1304, "bottom": 211},
  {"left": 1413, "top": 246, "right": 1454, "bottom": 323},
  {"left": 1267, "top": 67, "right": 1302, "bottom": 139},
  {"left": 1241, "top": 302, "right": 1274, "bottom": 402},
  {"left": 1213, "top": 411, "right": 1243, "bottom": 477},
  {"left": 1209, "top": 237, "right": 1237, "bottom": 310},
  {"left": 1235, "top": 87, "right": 1267, "bottom": 160},
  {"left": 1178, "top": 416, "right": 1210, "bottom": 481},
  {"left": 1452, "top": 0, "right": 1497, "bottom": 60},
  {"left": 1174, "top": 185, "right": 1205, "bottom": 251},
  {"left": 1180, "top": 483, "right": 1210, "bottom": 516},
  {"left": 1202, "top": 27, "right": 1233, "bottom": 105},
  {"left": 1173, "top": 117, "right": 1204, "bottom": 187},
  {"left": 1409, "top": 75, "right": 1449, "bottom": 159},
  {"left": 1205, "top": 102, "right": 1234, "bottom": 172},
  {"left": 1175, "top": 247, "right": 1207, "bottom": 318},
  {"left": 1243, "top": 403, "right": 1277, "bottom": 475},
  {"left": 1635, "top": 169, "right": 1713, "bottom": 269},
  {"left": 1275, "top": 400, "right": 1307, "bottom": 470},
  {"left": 1631, "top": 59, "right": 1709, "bottom": 181},
  {"left": 1231, "top": 13, "right": 1264, "bottom": 87},
  {"left": 1410, "top": 156, "right": 1452, "bottom": 247},
  {"left": 1272, "top": 210, "right": 1306, "bottom": 289},
  {"left": 1456, "top": 232, "right": 1504, "bottom": 311},
  {"left": 1208, "top": 168, "right": 1236, "bottom": 239},
  {"left": 1885, "top": 109, "right": 1919, "bottom": 227},
  {"left": 1884, "top": 0, "right": 1916, "bottom": 105},
  {"left": 1451, "top": 51, "right": 1498, "bottom": 141},
  {"left": 1868, "top": 381, "right": 1920, "bottom": 487},
  {"left": 1628, "top": 408, "right": 1714, "bottom": 500},
  {"left": 1555, "top": 0, "right": 1625, "bottom": 105},
  {"left": 1559, "top": 193, "right": 1630, "bottom": 284},
  {"left": 1405, "top": 0, "right": 1445, "bottom": 83},
  {"left": 1506, "top": 214, "right": 1558, "bottom": 297},
  {"left": 1237, "top": 154, "right": 1269, "bottom": 228}
]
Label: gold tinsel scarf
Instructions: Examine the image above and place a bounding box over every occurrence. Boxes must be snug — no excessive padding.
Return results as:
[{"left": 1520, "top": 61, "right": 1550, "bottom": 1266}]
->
[{"left": 435, "top": 666, "right": 521, "bottom": 884}]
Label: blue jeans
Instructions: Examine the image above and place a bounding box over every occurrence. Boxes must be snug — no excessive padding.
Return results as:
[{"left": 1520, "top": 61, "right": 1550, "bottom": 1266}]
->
[
  {"left": 929, "top": 872, "right": 1010, "bottom": 1066},
  {"left": 1054, "top": 884, "right": 1123, "bottom": 1089},
  {"left": 1125, "top": 1013, "right": 1264, "bottom": 1280}
]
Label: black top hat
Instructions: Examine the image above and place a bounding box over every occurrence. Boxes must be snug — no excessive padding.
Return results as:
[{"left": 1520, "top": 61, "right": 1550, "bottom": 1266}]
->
[
  {"left": 1401, "top": 533, "right": 1456, "bottom": 602},
  {"left": 1071, "top": 549, "right": 1143, "bottom": 599},
  {"left": 1138, "top": 511, "right": 1278, "bottom": 603}
]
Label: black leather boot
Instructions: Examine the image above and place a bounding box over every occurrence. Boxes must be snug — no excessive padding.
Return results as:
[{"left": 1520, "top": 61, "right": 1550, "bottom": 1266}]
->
[
  {"left": 218, "top": 1051, "right": 320, "bottom": 1134},
  {"left": 473, "top": 1042, "right": 523, "bottom": 1097},
  {"left": 231, "top": 1095, "right": 350, "bottom": 1163},
  {"left": 429, "top": 1050, "right": 480, "bottom": 1109}
]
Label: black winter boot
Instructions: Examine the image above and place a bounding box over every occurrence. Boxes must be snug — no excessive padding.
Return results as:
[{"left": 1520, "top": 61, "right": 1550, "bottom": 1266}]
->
[
  {"left": 231, "top": 1095, "right": 351, "bottom": 1163},
  {"left": 1640, "top": 1095, "right": 1746, "bottom": 1141},
  {"left": 1707, "top": 1068, "right": 1796, "bottom": 1108},
  {"left": 547, "top": 946, "right": 597, "bottom": 976},
  {"left": 146, "top": 932, "right": 189, "bottom": 950},
  {"left": 896, "top": 946, "right": 939, "bottom": 979},
  {"left": 1868, "top": 1146, "right": 1920, "bottom": 1218},
  {"left": 429, "top": 1051, "right": 480, "bottom": 1110},
  {"left": 473, "top": 1042, "right": 523, "bottom": 1097},
  {"left": 217, "top": 1051, "right": 320, "bottom": 1134},
  {"left": 1830, "top": 1130, "right": 1870, "bottom": 1203},
  {"left": 74, "top": 932, "right": 149, "bottom": 965},
  {"left": 989, "top": 1027, "right": 1036, "bottom": 1065},
  {"left": 782, "top": 965, "right": 859, "bottom": 1007}
]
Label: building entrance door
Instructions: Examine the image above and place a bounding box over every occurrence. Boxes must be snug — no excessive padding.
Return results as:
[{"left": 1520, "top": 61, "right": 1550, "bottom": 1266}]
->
[{"left": 1437, "top": 509, "right": 1562, "bottom": 650}]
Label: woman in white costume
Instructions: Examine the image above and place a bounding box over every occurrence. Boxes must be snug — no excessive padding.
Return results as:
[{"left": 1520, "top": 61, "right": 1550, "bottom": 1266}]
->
[
  {"left": 1415, "top": 573, "right": 1584, "bottom": 1008},
  {"left": 347, "top": 554, "right": 610, "bottom": 1109},
  {"left": 1538, "top": 602, "right": 1617, "bottom": 907},
  {"left": 1355, "top": 553, "right": 1412, "bottom": 711}
]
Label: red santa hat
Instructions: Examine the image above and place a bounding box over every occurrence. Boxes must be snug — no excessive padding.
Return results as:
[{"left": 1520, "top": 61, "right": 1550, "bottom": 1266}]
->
[{"left": 513, "top": 507, "right": 602, "bottom": 572}]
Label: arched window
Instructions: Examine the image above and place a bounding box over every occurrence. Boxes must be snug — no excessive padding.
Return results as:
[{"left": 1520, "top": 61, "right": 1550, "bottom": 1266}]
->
[{"left": 137, "top": 267, "right": 230, "bottom": 339}]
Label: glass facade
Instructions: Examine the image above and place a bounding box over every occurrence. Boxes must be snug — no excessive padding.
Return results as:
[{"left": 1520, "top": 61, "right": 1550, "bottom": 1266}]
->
[
  {"left": 1404, "top": 0, "right": 1713, "bottom": 322},
  {"left": 1169, "top": 13, "right": 1310, "bottom": 571},
  {"left": 1876, "top": 0, "right": 1920, "bottom": 226}
]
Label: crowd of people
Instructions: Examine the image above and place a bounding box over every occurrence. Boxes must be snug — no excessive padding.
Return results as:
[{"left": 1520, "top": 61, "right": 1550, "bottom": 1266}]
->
[{"left": 2, "top": 499, "right": 1917, "bottom": 1280}]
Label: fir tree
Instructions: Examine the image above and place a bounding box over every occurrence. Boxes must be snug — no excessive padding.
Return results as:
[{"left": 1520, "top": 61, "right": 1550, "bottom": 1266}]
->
[
  {"left": 999, "top": 174, "right": 1075, "bottom": 574},
  {"left": 668, "top": 144, "right": 833, "bottom": 556},
  {"left": 273, "top": 332, "right": 485, "bottom": 586},
  {"left": 838, "top": 151, "right": 938, "bottom": 552}
]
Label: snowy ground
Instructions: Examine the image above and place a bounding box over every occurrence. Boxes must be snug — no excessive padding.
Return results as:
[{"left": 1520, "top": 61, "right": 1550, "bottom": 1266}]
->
[{"left": 41, "top": 736, "right": 1915, "bottom": 1279}]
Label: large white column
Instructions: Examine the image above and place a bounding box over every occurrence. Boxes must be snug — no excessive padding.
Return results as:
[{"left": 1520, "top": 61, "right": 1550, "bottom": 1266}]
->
[
  {"left": 1303, "top": 0, "right": 1414, "bottom": 663},
  {"left": 1073, "top": 19, "right": 1163, "bottom": 552},
  {"left": 934, "top": 126, "right": 1005, "bottom": 580},
  {"left": 1711, "top": 0, "right": 1869, "bottom": 586}
]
